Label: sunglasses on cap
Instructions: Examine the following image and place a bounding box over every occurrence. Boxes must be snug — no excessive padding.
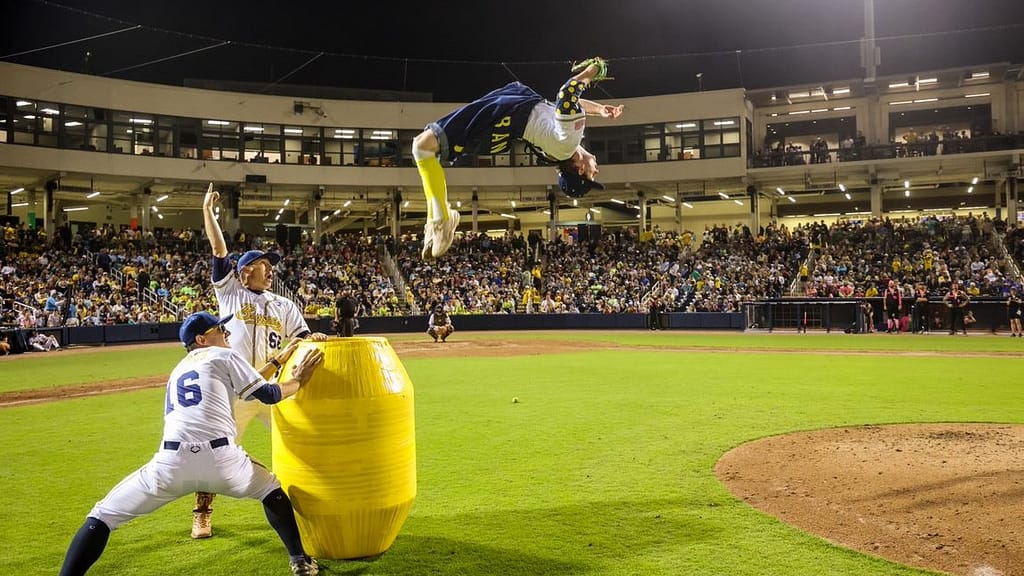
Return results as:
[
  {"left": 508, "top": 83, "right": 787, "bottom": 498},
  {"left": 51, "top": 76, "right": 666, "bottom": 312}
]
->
[{"left": 203, "top": 324, "right": 228, "bottom": 336}]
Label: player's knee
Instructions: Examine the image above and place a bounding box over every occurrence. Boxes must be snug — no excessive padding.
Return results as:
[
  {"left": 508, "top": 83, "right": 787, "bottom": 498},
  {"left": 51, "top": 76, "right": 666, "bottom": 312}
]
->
[
  {"left": 413, "top": 130, "right": 439, "bottom": 155},
  {"left": 85, "top": 516, "right": 111, "bottom": 532},
  {"left": 261, "top": 487, "right": 288, "bottom": 506}
]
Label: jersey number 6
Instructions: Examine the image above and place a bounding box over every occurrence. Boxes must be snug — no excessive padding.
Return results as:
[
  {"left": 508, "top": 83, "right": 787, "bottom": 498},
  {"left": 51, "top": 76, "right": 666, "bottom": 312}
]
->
[{"left": 165, "top": 370, "right": 203, "bottom": 413}]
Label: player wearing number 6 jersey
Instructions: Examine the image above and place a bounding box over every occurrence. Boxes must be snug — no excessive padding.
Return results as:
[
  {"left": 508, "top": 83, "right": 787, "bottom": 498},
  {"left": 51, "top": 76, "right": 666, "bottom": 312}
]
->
[
  {"left": 58, "top": 312, "right": 324, "bottom": 576},
  {"left": 194, "top": 184, "right": 328, "bottom": 539}
]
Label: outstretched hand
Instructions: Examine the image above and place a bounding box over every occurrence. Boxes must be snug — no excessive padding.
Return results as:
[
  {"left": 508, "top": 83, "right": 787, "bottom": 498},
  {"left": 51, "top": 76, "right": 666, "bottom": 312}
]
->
[
  {"left": 277, "top": 338, "right": 304, "bottom": 364},
  {"left": 203, "top": 183, "right": 219, "bottom": 210},
  {"left": 306, "top": 332, "right": 329, "bottom": 342},
  {"left": 289, "top": 348, "right": 325, "bottom": 385}
]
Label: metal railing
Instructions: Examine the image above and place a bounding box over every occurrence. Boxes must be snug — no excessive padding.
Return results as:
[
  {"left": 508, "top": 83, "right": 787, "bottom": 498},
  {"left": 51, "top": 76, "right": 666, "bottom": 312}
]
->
[{"left": 377, "top": 243, "right": 419, "bottom": 315}]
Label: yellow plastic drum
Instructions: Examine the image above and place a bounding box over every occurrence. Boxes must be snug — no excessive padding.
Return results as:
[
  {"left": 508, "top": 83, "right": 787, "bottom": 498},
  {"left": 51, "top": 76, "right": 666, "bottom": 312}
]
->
[{"left": 273, "top": 337, "right": 416, "bottom": 559}]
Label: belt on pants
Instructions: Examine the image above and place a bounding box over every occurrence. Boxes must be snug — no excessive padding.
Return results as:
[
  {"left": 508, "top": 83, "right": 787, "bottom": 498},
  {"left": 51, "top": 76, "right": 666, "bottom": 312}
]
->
[{"left": 162, "top": 437, "right": 229, "bottom": 451}]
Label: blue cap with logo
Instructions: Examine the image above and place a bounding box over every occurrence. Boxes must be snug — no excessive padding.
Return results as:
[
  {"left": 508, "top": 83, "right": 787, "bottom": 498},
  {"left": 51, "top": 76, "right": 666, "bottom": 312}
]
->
[
  {"left": 179, "top": 311, "right": 233, "bottom": 348},
  {"left": 558, "top": 170, "right": 605, "bottom": 198},
  {"left": 236, "top": 249, "right": 281, "bottom": 273}
]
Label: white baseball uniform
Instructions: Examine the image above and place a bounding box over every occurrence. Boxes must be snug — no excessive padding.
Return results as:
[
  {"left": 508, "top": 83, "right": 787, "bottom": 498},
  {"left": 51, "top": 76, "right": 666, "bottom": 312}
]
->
[
  {"left": 87, "top": 346, "right": 280, "bottom": 530},
  {"left": 212, "top": 256, "right": 310, "bottom": 437}
]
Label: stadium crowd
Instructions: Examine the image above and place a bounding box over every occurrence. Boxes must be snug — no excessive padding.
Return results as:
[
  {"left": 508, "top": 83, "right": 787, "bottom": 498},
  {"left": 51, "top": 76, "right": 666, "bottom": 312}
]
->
[{"left": 1, "top": 213, "right": 1022, "bottom": 338}]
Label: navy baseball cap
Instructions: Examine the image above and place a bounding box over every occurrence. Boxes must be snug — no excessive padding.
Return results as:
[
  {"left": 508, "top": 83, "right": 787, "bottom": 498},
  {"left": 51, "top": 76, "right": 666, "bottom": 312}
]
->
[
  {"left": 237, "top": 249, "right": 281, "bottom": 273},
  {"left": 558, "top": 170, "right": 605, "bottom": 198},
  {"left": 179, "top": 312, "right": 234, "bottom": 347}
]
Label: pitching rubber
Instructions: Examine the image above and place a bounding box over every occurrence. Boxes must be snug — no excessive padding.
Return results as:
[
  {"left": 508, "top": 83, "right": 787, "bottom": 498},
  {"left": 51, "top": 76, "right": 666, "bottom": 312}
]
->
[{"left": 272, "top": 337, "right": 417, "bottom": 559}]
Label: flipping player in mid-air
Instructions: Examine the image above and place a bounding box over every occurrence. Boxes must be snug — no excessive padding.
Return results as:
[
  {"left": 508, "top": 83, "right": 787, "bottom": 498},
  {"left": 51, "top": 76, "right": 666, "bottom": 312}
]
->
[
  {"left": 58, "top": 312, "right": 324, "bottom": 576},
  {"left": 412, "top": 57, "right": 624, "bottom": 259},
  {"left": 192, "top": 184, "right": 328, "bottom": 539}
]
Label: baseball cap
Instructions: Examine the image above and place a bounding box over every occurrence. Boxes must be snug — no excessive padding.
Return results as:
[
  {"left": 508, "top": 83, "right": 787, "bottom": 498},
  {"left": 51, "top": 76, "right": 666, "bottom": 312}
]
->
[
  {"left": 179, "top": 311, "right": 234, "bottom": 348},
  {"left": 237, "top": 249, "right": 281, "bottom": 273},
  {"left": 558, "top": 170, "right": 605, "bottom": 198}
]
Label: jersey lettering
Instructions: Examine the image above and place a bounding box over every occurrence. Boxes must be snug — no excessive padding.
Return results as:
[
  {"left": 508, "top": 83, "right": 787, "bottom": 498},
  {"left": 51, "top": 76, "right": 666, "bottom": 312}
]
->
[
  {"left": 235, "top": 303, "right": 284, "bottom": 331},
  {"left": 489, "top": 133, "right": 510, "bottom": 154},
  {"left": 494, "top": 116, "right": 512, "bottom": 128}
]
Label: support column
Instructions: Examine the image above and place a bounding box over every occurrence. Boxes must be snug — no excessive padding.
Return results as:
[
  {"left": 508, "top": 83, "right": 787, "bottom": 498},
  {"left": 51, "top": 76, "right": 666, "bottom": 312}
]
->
[
  {"left": 471, "top": 190, "right": 479, "bottom": 234},
  {"left": 547, "top": 190, "right": 559, "bottom": 243},
  {"left": 747, "top": 185, "right": 760, "bottom": 233},
  {"left": 1009, "top": 178, "right": 1019, "bottom": 226},
  {"left": 994, "top": 179, "right": 1005, "bottom": 222},
  {"left": 391, "top": 189, "right": 402, "bottom": 240},
  {"left": 27, "top": 189, "right": 38, "bottom": 230},
  {"left": 870, "top": 183, "right": 883, "bottom": 218},
  {"left": 310, "top": 189, "right": 322, "bottom": 244},
  {"left": 139, "top": 193, "right": 152, "bottom": 232},
  {"left": 637, "top": 191, "right": 647, "bottom": 235},
  {"left": 674, "top": 192, "right": 683, "bottom": 234}
]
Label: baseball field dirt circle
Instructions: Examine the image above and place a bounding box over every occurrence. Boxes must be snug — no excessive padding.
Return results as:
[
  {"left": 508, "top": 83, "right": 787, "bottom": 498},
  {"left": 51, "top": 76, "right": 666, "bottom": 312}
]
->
[{"left": 716, "top": 423, "right": 1024, "bottom": 576}]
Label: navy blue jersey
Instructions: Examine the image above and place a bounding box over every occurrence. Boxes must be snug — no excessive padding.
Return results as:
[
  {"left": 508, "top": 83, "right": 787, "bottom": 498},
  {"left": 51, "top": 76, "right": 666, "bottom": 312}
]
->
[{"left": 428, "top": 82, "right": 543, "bottom": 162}]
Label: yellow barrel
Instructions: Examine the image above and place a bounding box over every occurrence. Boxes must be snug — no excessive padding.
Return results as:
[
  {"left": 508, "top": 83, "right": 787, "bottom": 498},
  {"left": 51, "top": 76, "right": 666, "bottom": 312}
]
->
[{"left": 272, "top": 337, "right": 416, "bottom": 559}]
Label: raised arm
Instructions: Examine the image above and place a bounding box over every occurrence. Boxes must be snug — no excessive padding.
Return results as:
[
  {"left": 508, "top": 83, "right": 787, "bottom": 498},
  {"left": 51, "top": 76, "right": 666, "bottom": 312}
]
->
[{"left": 202, "top": 183, "right": 228, "bottom": 258}]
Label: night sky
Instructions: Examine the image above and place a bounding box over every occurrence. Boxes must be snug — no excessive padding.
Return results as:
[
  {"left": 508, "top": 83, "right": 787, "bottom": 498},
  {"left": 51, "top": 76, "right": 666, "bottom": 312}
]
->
[{"left": 3, "top": 0, "right": 1024, "bottom": 101}]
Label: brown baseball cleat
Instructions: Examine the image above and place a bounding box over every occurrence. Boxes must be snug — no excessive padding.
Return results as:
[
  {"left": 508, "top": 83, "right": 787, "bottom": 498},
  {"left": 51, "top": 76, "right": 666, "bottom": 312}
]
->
[{"left": 191, "top": 491, "right": 215, "bottom": 539}]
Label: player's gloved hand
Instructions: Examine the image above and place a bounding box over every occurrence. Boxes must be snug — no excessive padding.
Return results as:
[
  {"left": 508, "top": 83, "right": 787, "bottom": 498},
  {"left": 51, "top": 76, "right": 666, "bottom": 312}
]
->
[{"left": 571, "top": 57, "right": 612, "bottom": 84}]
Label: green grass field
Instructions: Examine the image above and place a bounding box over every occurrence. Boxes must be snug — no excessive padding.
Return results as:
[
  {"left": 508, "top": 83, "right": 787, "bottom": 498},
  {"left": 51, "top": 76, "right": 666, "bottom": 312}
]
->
[{"left": 2, "top": 332, "right": 1020, "bottom": 575}]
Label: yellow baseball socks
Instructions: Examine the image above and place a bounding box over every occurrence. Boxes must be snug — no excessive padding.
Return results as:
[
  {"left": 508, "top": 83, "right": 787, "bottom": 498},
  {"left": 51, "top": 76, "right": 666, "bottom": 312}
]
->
[{"left": 416, "top": 156, "right": 449, "bottom": 223}]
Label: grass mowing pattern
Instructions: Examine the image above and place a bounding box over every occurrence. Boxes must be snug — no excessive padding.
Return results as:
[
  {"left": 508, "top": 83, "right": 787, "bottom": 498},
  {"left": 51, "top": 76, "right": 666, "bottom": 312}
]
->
[
  {"left": 0, "top": 344, "right": 182, "bottom": 393},
  {"left": 3, "top": 335, "right": 1017, "bottom": 575}
]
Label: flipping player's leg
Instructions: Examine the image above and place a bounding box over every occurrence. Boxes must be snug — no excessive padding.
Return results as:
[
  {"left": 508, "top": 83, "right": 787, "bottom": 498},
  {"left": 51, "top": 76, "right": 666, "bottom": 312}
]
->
[{"left": 413, "top": 130, "right": 459, "bottom": 259}]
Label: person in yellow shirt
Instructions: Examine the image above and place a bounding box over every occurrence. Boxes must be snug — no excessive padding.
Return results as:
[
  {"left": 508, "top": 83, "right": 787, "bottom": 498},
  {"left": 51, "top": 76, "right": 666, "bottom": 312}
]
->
[
  {"left": 864, "top": 282, "right": 879, "bottom": 298},
  {"left": 521, "top": 286, "right": 537, "bottom": 313}
]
